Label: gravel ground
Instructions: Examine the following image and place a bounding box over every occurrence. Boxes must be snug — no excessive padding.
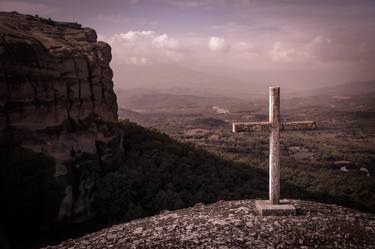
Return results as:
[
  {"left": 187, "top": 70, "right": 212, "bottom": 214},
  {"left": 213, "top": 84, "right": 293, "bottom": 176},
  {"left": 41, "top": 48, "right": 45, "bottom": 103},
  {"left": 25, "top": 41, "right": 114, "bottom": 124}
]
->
[{"left": 42, "top": 200, "right": 375, "bottom": 249}]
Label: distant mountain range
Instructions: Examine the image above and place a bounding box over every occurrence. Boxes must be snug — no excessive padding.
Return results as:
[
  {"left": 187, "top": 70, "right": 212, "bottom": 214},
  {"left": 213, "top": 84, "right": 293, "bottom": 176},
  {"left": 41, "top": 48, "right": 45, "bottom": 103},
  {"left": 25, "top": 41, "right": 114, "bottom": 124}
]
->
[
  {"left": 115, "top": 88, "right": 237, "bottom": 111},
  {"left": 115, "top": 80, "right": 375, "bottom": 112}
]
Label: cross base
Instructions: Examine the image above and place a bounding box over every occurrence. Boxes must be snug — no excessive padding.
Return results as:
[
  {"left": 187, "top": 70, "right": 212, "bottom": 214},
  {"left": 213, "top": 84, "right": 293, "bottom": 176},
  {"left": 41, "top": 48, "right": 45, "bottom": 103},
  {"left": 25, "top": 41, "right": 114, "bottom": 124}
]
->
[{"left": 255, "top": 199, "right": 296, "bottom": 216}]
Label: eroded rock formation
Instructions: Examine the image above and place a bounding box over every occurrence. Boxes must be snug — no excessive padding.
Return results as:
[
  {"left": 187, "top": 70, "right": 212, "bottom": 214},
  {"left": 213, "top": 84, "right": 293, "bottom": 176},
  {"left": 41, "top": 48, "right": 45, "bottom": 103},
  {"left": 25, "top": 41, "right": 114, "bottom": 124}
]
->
[
  {"left": 0, "top": 12, "right": 121, "bottom": 221},
  {"left": 0, "top": 12, "right": 117, "bottom": 129}
]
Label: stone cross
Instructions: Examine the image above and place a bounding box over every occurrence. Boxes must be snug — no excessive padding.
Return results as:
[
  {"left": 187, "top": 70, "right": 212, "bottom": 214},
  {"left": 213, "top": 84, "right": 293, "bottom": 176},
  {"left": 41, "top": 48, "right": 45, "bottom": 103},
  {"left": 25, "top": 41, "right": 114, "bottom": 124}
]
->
[{"left": 232, "top": 86, "right": 316, "bottom": 215}]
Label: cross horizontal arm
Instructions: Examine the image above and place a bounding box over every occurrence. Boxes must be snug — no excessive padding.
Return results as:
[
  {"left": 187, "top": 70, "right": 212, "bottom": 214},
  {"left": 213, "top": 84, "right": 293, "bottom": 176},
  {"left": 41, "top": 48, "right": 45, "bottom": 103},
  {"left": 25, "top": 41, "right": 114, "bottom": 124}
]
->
[
  {"left": 233, "top": 121, "right": 317, "bottom": 132},
  {"left": 281, "top": 121, "right": 317, "bottom": 131},
  {"left": 233, "top": 122, "right": 271, "bottom": 132}
]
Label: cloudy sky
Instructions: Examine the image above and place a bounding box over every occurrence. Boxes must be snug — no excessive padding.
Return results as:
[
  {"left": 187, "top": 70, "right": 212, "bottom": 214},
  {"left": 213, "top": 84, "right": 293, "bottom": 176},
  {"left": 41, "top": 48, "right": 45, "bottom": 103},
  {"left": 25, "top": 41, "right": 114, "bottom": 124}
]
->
[{"left": 1, "top": 0, "right": 375, "bottom": 92}]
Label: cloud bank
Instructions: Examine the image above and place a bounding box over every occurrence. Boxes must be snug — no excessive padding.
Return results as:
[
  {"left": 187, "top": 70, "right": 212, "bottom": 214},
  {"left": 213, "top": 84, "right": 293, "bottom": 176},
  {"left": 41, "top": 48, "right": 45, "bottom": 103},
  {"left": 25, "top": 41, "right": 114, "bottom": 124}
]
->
[{"left": 1, "top": 0, "right": 374, "bottom": 90}]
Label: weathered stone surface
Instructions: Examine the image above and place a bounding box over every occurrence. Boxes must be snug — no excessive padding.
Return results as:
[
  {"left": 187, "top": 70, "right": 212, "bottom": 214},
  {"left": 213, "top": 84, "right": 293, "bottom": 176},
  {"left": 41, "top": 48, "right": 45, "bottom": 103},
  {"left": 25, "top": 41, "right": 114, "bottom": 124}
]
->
[
  {"left": 0, "top": 11, "right": 118, "bottom": 131},
  {"left": 0, "top": 12, "right": 121, "bottom": 221},
  {"left": 233, "top": 121, "right": 271, "bottom": 132},
  {"left": 269, "top": 87, "right": 281, "bottom": 204},
  {"left": 233, "top": 87, "right": 317, "bottom": 207},
  {"left": 256, "top": 199, "right": 296, "bottom": 216},
  {"left": 42, "top": 199, "right": 375, "bottom": 249},
  {"left": 232, "top": 121, "right": 317, "bottom": 133}
]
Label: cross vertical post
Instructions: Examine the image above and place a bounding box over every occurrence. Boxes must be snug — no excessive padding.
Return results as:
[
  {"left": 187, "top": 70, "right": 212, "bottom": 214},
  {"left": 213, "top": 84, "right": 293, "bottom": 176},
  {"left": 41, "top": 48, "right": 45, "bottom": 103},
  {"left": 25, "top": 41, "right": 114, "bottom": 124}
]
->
[
  {"left": 232, "top": 86, "right": 317, "bottom": 215},
  {"left": 269, "top": 87, "right": 280, "bottom": 205}
]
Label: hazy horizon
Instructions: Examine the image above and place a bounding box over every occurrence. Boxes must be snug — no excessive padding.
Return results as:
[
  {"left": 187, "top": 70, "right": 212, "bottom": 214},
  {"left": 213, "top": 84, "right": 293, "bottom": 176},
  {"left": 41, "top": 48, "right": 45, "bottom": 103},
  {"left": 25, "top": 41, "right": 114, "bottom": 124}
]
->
[{"left": 1, "top": 0, "right": 375, "bottom": 92}]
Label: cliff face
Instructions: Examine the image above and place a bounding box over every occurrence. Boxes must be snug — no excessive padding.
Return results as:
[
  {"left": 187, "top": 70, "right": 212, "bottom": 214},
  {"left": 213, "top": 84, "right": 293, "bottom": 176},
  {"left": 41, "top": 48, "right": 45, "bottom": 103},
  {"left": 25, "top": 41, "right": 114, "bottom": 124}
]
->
[
  {"left": 0, "top": 11, "right": 117, "bottom": 129},
  {"left": 0, "top": 12, "right": 121, "bottom": 221}
]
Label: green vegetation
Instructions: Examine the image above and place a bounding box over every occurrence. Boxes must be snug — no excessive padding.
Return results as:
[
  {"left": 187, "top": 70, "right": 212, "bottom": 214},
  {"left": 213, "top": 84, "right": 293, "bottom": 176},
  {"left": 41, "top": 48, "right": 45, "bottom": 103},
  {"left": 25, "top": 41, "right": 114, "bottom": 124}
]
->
[
  {"left": 95, "top": 120, "right": 375, "bottom": 227},
  {"left": 282, "top": 164, "right": 375, "bottom": 211},
  {"left": 186, "top": 129, "right": 375, "bottom": 212},
  {"left": 0, "top": 144, "right": 64, "bottom": 249},
  {"left": 94, "top": 121, "right": 268, "bottom": 222}
]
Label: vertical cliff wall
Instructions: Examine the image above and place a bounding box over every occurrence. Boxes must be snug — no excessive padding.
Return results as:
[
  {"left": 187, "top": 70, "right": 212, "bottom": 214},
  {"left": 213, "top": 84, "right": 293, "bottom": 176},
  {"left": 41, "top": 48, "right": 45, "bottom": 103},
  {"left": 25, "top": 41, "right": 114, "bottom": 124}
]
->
[
  {"left": 0, "top": 12, "right": 117, "bottom": 129},
  {"left": 0, "top": 12, "right": 122, "bottom": 221}
]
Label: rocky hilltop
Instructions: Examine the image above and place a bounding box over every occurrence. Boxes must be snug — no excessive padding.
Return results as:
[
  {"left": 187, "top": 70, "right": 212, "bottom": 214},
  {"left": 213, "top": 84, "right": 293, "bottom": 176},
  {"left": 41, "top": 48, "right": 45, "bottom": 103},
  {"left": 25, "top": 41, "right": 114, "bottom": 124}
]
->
[
  {"left": 0, "top": 12, "right": 121, "bottom": 221},
  {"left": 43, "top": 199, "right": 375, "bottom": 249}
]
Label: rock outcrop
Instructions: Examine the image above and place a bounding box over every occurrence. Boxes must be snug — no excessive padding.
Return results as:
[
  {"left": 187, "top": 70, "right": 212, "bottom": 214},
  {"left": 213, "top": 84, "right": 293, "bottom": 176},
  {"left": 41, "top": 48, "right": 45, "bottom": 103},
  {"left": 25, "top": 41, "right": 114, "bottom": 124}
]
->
[
  {"left": 0, "top": 12, "right": 117, "bottom": 130},
  {"left": 0, "top": 12, "right": 121, "bottom": 221},
  {"left": 43, "top": 199, "right": 375, "bottom": 249}
]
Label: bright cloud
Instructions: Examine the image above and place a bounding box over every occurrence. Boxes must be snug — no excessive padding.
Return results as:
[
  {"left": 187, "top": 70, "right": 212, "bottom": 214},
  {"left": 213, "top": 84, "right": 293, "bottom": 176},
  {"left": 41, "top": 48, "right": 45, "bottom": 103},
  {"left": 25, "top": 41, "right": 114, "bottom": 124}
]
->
[
  {"left": 119, "top": 30, "right": 155, "bottom": 42},
  {"left": 208, "top": 36, "right": 230, "bottom": 52},
  {"left": 104, "top": 30, "right": 185, "bottom": 66},
  {"left": 152, "top": 34, "right": 180, "bottom": 49}
]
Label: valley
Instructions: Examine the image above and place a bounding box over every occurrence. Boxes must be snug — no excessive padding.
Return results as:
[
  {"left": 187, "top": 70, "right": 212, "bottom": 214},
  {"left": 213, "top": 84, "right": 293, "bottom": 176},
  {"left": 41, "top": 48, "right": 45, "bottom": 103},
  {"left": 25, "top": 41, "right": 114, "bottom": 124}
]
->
[{"left": 117, "top": 82, "right": 375, "bottom": 212}]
